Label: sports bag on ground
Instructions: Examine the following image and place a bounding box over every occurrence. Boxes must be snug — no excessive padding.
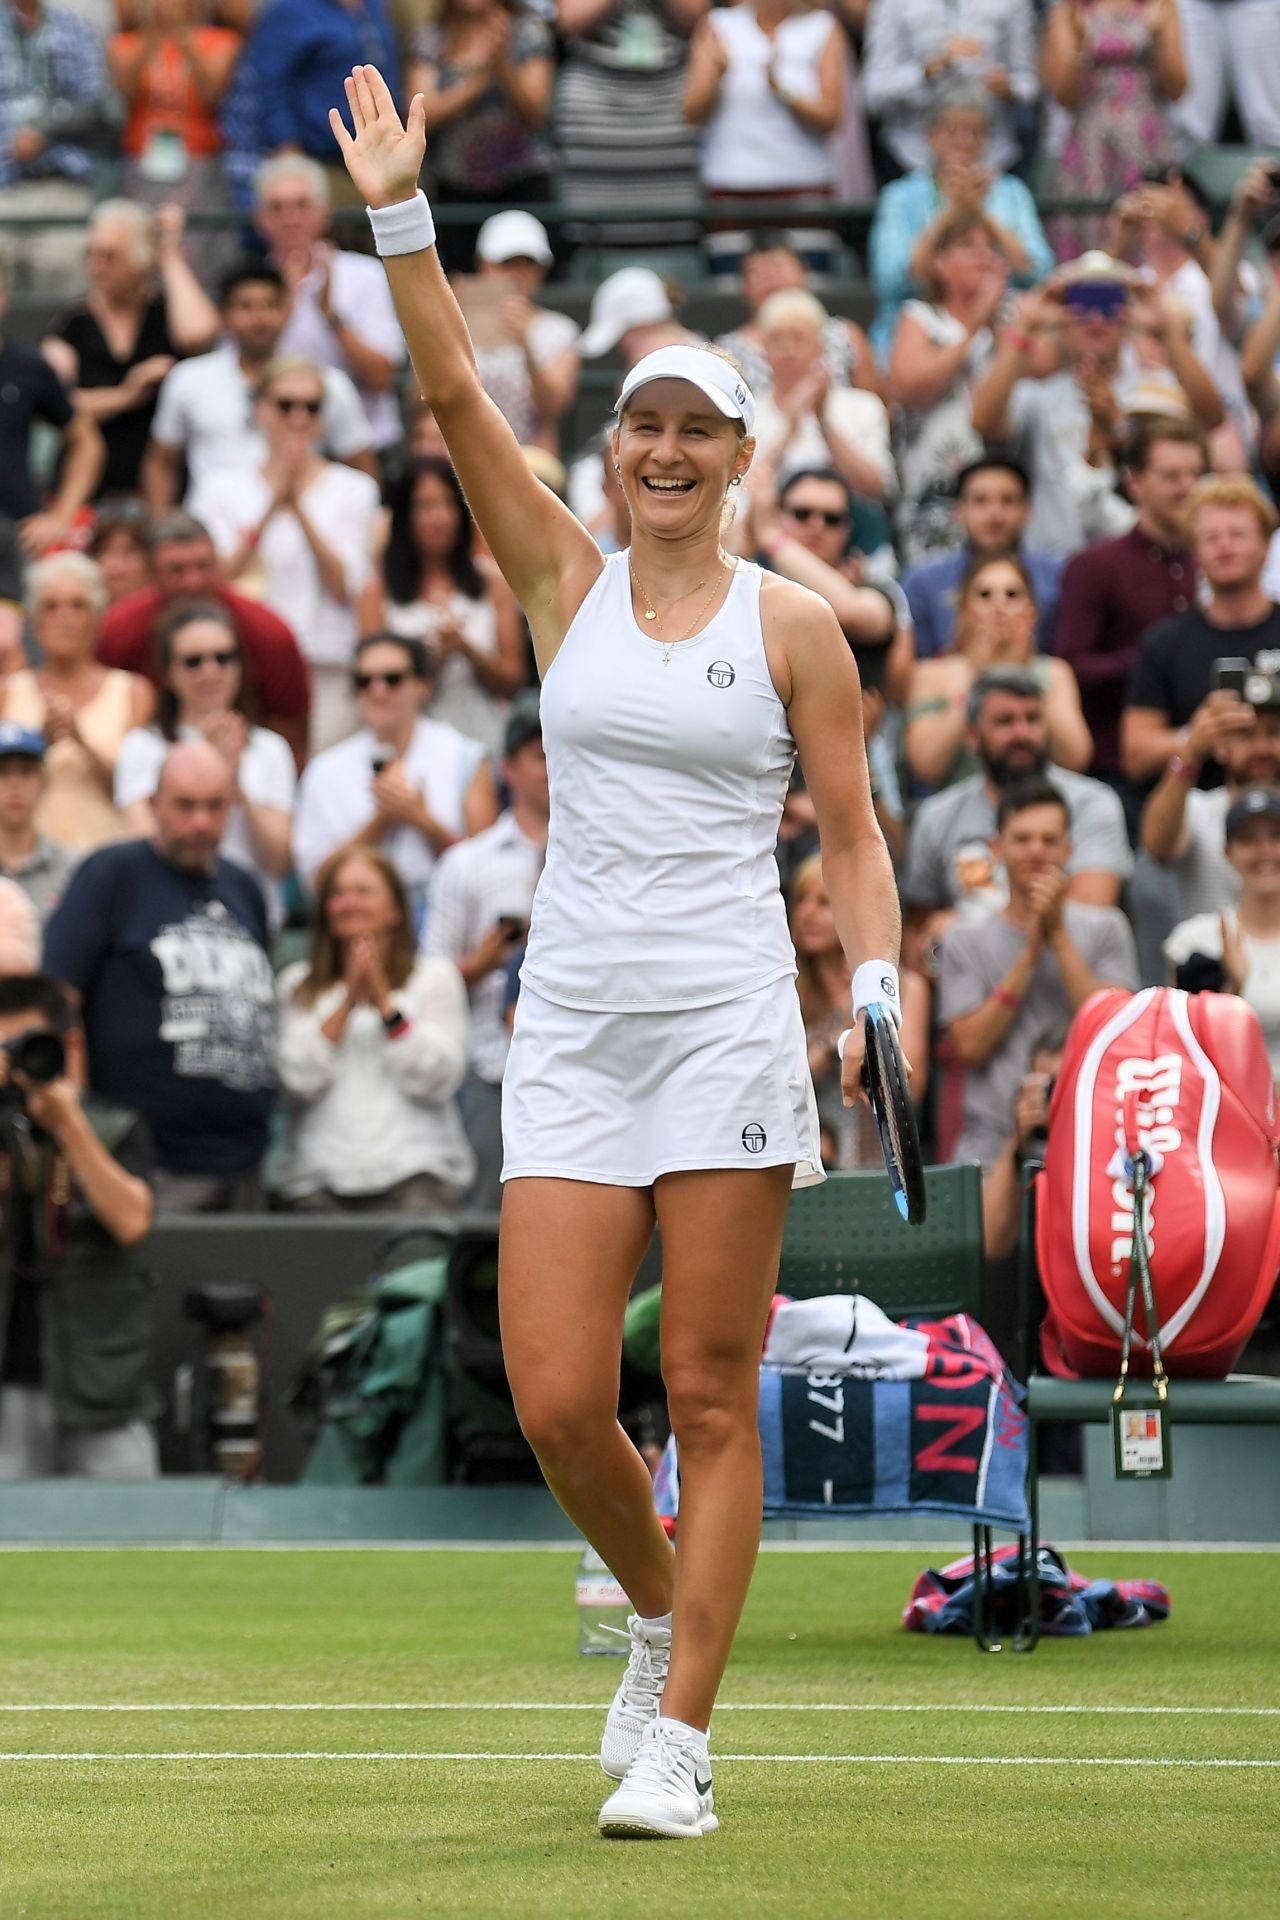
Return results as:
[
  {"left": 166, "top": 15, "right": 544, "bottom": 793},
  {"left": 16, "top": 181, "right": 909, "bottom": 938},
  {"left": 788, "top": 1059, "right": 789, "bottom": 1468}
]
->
[{"left": 1035, "top": 986, "right": 1280, "bottom": 1379}]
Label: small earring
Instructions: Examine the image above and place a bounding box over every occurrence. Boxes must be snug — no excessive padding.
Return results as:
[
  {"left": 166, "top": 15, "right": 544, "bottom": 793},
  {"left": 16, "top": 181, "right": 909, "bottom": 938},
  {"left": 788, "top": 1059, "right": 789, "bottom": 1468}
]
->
[
  {"left": 731, "top": 474, "right": 743, "bottom": 487},
  {"left": 614, "top": 463, "right": 622, "bottom": 476}
]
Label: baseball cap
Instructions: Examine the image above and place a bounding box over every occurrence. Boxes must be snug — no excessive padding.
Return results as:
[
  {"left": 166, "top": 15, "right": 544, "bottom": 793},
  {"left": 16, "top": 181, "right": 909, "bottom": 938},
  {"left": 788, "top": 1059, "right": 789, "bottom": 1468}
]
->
[
  {"left": 504, "top": 688, "right": 542, "bottom": 757},
  {"left": 579, "top": 267, "right": 674, "bottom": 358},
  {"left": 615, "top": 343, "right": 756, "bottom": 436},
  {"left": 475, "top": 209, "right": 553, "bottom": 268},
  {"left": 1225, "top": 786, "right": 1280, "bottom": 840},
  {"left": 0, "top": 724, "right": 47, "bottom": 761}
]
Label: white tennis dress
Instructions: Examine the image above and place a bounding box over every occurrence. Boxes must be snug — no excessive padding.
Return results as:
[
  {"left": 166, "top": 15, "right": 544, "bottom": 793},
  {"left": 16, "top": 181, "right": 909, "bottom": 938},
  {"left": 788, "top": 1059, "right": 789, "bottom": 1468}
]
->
[{"left": 502, "top": 549, "right": 824, "bottom": 1188}]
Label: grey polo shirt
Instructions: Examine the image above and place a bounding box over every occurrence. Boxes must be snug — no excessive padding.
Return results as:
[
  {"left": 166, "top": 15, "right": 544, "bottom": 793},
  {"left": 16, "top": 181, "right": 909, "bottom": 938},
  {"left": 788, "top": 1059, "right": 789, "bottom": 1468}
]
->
[
  {"left": 1, "top": 835, "right": 75, "bottom": 924},
  {"left": 937, "top": 902, "right": 1140, "bottom": 1170}
]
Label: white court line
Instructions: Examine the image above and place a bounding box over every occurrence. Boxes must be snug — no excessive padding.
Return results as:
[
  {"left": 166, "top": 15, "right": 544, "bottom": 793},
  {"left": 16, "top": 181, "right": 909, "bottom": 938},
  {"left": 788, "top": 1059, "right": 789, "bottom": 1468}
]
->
[
  {"left": 0, "top": 1701, "right": 1275, "bottom": 1717},
  {"left": 0, "top": 1751, "right": 1275, "bottom": 1769}
]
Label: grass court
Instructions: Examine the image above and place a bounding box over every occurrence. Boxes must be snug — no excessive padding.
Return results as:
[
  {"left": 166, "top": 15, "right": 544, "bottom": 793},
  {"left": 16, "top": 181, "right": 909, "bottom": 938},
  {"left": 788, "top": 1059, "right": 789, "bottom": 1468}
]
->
[{"left": 0, "top": 1545, "right": 1276, "bottom": 1919}]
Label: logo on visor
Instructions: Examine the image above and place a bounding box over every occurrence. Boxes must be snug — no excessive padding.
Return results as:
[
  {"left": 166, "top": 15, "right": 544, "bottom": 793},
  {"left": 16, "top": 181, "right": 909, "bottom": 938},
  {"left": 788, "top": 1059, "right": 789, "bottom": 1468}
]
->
[
  {"left": 742, "top": 1123, "right": 767, "bottom": 1153},
  {"left": 707, "top": 661, "right": 735, "bottom": 688}
]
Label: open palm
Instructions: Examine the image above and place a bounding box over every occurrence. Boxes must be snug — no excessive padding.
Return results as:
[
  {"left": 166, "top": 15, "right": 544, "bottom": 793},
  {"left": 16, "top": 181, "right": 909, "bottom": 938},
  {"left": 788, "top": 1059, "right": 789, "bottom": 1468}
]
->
[{"left": 328, "top": 65, "right": 426, "bottom": 210}]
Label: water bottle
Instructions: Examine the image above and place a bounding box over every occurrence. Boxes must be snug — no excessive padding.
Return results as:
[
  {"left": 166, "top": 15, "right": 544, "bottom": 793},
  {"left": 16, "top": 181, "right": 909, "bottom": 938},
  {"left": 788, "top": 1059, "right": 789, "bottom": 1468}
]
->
[{"left": 575, "top": 1546, "right": 630, "bottom": 1655}]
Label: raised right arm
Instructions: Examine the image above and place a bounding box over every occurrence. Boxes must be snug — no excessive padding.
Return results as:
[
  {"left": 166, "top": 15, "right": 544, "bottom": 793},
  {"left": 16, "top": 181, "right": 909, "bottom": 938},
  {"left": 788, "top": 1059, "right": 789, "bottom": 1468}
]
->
[{"left": 329, "top": 68, "right": 602, "bottom": 671}]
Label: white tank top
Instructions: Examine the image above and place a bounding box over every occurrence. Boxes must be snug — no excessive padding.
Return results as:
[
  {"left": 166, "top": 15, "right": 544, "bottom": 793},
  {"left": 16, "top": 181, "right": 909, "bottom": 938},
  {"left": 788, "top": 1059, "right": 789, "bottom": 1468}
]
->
[
  {"left": 522, "top": 551, "right": 797, "bottom": 1012},
  {"left": 700, "top": 6, "right": 835, "bottom": 193}
]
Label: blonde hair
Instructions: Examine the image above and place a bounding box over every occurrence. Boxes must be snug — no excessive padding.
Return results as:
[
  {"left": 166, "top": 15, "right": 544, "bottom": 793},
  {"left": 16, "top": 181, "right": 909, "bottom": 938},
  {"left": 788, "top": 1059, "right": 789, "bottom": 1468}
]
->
[
  {"left": 788, "top": 854, "right": 845, "bottom": 1031},
  {"left": 1185, "top": 474, "right": 1279, "bottom": 541},
  {"left": 758, "top": 288, "right": 828, "bottom": 337},
  {"left": 254, "top": 355, "right": 326, "bottom": 403}
]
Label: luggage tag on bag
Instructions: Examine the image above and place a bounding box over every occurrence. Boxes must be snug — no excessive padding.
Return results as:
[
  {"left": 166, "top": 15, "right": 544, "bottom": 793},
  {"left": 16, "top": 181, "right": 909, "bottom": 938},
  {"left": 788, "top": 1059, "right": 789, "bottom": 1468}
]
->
[{"left": 1111, "top": 1141, "right": 1173, "bottom": 1480}]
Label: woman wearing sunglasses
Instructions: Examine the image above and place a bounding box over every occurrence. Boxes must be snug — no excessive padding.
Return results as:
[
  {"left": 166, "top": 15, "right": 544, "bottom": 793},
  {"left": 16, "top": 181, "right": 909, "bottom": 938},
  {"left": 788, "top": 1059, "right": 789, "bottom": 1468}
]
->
[
  {"left": 292, "top": 629, "right": 497, "bottom": 926},
  {"left": 114, "top": 598, "right": 296, "bottom": 918},
  {"left": 188, "top": 354, "right": 381, "bottom": 752}
]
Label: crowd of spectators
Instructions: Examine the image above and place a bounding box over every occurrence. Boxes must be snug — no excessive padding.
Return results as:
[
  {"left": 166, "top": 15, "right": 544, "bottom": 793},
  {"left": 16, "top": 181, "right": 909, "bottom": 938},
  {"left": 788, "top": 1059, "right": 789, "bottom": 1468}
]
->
[{"left": 1, "top": 0, "right": 1280, "bottom": 1475}]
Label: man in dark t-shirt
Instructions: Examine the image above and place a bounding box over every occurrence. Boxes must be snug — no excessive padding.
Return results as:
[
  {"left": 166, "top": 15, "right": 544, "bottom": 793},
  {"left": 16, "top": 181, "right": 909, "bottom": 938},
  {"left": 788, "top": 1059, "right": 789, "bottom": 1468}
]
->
[
  {"left": 96, "top": 511, "right": 310, "bottom": 765},
  {"left": 43, "top": 739, "right": 278, "bottom": 1212},
  {"left": 0, "top": 257, "right": 104, "bottom": 560},
  {"left": 1122, "top": 477, "right": 1280, "bottom": 792}
]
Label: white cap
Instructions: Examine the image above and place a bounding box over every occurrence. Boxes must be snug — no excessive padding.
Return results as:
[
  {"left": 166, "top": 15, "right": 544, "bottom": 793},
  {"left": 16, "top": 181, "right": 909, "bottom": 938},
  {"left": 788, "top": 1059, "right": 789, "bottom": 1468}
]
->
[
  {"left": 615, "top": 343, "right": 756, "bottom": 436},
  {"left": 579, "top": 267, "right": 673, "bottom": 358},
  {"left": 475, "top": 209, "right": 553, "bottom": 267}
]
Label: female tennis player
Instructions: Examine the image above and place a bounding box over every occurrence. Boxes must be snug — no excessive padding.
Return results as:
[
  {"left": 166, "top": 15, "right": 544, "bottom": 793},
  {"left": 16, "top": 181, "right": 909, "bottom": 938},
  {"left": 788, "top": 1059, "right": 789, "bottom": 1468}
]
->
[{"left": 332, "top": 67, "right": 902, "bottom": 1841}]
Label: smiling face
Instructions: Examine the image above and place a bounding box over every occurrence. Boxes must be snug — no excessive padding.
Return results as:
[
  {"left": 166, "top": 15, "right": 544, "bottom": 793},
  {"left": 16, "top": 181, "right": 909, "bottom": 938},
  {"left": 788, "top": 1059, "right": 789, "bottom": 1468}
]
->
[
  {"left": 354, "top": 639, "right": 429, "bottom": 743},
  {"left": 613, "top": 378, "right": 750, "bottom": 536},
  {"left": 324, "top": 853, "right": 403, "bottom": 946},
  {"left": 1227, "top": 816, "right": 1280, "bottom": 899}
]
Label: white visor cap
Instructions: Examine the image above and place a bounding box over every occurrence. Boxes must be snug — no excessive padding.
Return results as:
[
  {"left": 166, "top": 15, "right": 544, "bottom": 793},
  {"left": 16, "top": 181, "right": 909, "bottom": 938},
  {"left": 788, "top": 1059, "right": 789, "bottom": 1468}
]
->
[{"left": 615, "top": 345, "right": 756, "bottom": 438}]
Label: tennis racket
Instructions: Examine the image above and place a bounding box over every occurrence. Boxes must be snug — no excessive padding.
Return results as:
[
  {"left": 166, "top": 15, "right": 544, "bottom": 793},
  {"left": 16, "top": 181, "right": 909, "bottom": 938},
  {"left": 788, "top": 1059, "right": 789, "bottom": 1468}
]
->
[{"left": 860, "top": 1002, "right": 927, "bottom": 1226}]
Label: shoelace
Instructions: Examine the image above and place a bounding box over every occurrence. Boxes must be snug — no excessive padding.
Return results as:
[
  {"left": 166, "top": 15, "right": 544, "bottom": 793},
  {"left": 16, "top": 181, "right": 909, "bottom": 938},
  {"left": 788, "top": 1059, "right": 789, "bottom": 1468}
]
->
[
  {"left": 626, "top": 1724, "right": 704, "bottom": 1795},
  {"left": 607, "top": 1620, "right": 669, "bottom": 1712}
]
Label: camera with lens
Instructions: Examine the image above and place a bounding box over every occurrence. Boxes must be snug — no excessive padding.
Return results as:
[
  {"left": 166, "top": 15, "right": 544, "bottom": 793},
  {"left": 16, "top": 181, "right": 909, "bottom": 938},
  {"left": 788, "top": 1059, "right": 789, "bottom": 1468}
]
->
[{"left": 0, "top": 1027, "right": 67, "bottom": 1110}]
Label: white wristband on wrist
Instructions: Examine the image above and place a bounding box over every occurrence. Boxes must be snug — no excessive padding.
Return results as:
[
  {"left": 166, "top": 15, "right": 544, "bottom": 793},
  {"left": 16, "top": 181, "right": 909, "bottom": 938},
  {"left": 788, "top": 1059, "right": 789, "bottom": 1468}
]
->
[
  {"left": 367, "top": 190, "right": 436, "bottom": 257},
  {"left": 851, "top": 961, "right": 902, "bottom": 1029}
]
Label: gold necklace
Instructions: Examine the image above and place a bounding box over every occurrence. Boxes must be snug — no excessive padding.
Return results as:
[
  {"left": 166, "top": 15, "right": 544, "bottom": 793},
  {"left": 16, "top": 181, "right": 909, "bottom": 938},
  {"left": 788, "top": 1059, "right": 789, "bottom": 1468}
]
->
[{"left": 630, "top": 553, "right": 733, "bottom": 665}]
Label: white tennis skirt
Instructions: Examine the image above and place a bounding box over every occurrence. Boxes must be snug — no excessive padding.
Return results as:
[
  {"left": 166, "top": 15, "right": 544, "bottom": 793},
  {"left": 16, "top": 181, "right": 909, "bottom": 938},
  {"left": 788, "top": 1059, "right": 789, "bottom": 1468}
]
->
[{"left": 501, "top": 973, "right": 825, "bottom": 1189}]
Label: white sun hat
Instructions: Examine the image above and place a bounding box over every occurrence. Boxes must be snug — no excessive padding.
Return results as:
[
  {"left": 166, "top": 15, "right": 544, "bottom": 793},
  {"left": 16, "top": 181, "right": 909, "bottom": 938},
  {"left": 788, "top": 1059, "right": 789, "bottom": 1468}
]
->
[
  {"left": 614, "top": 343, "right": 756, "bottom": 436},
  {"left": 475, "top": 209, "right": 553, "bottom": 267},
  {"left": 578, "top": 267, "right": 675, "bottom": 358}
]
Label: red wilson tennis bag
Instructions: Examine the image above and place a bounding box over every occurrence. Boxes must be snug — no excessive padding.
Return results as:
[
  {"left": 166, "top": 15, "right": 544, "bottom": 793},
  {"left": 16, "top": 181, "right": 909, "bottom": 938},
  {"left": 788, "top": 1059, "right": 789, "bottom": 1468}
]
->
[{"left": 1035, "top": 987, "right": 1280, "bottom": 1379}]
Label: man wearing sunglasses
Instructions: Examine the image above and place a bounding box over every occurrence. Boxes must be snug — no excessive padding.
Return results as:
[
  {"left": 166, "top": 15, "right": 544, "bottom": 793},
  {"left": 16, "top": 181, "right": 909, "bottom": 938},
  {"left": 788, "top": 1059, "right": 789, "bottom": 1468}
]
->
[
  {"left": 749, "top": 466, "right": 902, "bottom": 654},
  {"left": 292, "top": 631, "right": 497, "bottom": 925}
]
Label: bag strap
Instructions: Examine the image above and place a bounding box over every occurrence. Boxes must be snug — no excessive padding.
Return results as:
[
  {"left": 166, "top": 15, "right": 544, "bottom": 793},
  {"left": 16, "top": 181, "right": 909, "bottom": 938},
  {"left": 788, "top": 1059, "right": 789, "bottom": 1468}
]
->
[{"left": 1113, "top": 1095, "right": 1169, "bottom": 1413}]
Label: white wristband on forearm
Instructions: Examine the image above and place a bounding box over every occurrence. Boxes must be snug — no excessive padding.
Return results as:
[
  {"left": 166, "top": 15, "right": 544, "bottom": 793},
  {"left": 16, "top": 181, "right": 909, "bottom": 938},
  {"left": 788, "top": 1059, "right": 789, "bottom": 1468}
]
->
[
  {"left": 367, "top": 191, "right": 436, "bottom": 257},
  {"left": 851, "top": 961, "right": 902, "bottom": 1029}
]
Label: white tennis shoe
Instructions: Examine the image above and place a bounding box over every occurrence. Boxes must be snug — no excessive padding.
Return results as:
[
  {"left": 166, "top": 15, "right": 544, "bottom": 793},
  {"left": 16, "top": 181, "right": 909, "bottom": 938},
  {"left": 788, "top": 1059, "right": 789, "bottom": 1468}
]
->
[
  {"left": 599, "top": 1614, "right": 671, "bottom": 1779},
  {"left": 598, "top": 1721, "right": 718, "bottom": 1839}
]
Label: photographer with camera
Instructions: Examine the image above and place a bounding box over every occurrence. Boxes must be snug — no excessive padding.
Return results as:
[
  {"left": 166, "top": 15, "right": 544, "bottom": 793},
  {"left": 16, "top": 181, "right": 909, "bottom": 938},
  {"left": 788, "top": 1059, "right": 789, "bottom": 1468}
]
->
[
  {"left": 1141, "top": 669, "right": 1280, "bottom": 923},
  {"left": 0, "top": 973, "right": 157, "bottom": 1479},
  {"left": 970, "top": 251, "right": 1224, "bottom": 557}
]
